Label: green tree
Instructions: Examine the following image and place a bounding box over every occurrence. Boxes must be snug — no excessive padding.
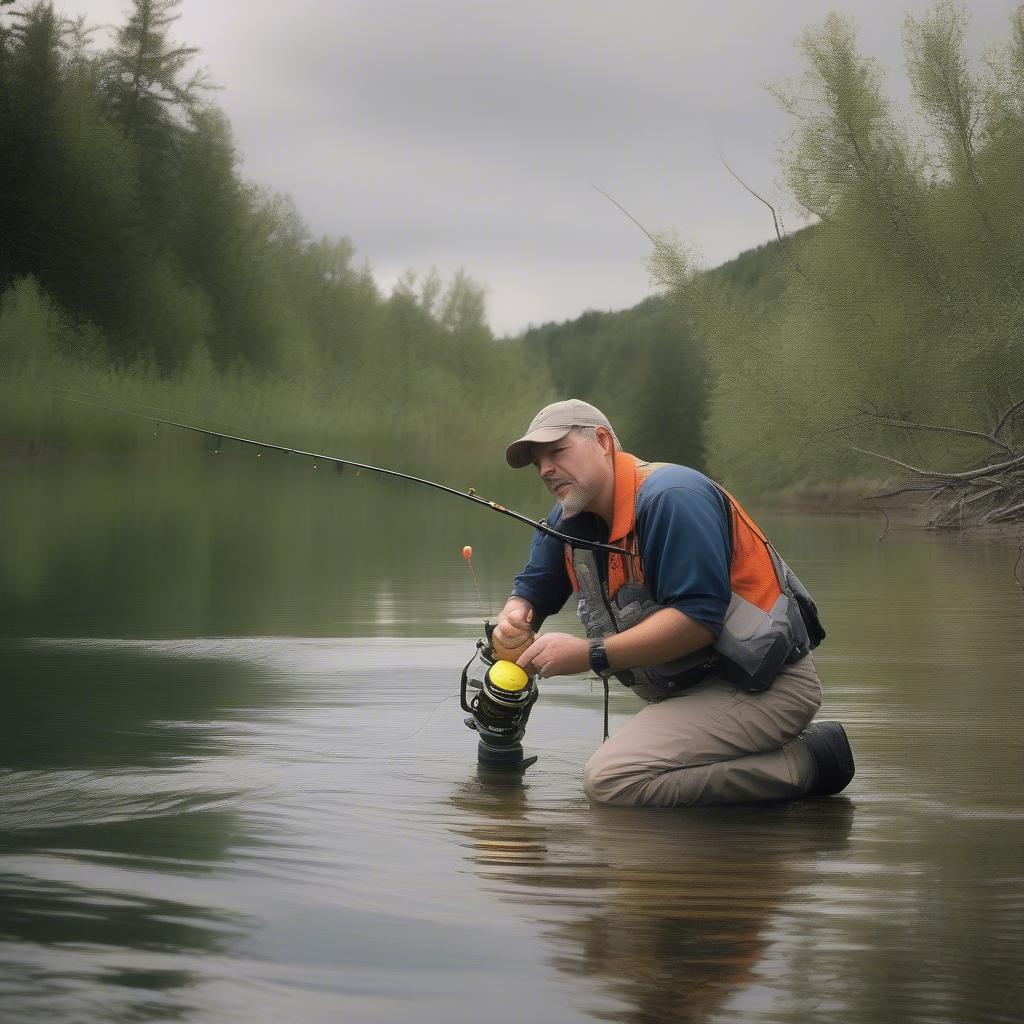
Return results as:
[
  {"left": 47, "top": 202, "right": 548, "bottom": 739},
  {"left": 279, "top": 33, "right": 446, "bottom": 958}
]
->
[
  {"left": 100, "top": 0, "right": 207, "bottom": 252},
  {"left": 175, "top": 107, "right": 282, "bottom": 368},
  {"left": 0, "top": 2, "right": 71, "bottom": 294},
  {"left": 653, "top": 2, "right": 1024, "bottom": 495}
]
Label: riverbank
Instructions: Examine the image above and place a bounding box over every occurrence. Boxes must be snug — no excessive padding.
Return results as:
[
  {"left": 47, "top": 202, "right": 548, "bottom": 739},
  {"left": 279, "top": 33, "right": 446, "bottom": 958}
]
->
[{"left": 760, "top": 477, "right": 1024, "bottom": 549}]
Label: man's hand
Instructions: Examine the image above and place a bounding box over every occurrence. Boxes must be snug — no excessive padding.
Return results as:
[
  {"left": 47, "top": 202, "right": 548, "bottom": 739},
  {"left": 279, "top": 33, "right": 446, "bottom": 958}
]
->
[
  {"left": 493, "top": 596, "right": 536, "bottom": 661},
  {"left": 517, "top": 632, "right": 589, "bottom": 679}
]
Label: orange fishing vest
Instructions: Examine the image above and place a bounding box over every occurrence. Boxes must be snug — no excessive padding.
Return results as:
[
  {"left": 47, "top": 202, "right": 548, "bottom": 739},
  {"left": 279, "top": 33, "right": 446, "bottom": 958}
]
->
[{"left": 565, "top": 453, "right": 823, "bottom": 699}]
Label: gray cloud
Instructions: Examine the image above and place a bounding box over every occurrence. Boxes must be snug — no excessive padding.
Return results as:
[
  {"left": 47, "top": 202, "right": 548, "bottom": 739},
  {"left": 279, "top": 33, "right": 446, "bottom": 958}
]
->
[{"left": 66, "top": 0, "right": 1022, "bottom": 333}]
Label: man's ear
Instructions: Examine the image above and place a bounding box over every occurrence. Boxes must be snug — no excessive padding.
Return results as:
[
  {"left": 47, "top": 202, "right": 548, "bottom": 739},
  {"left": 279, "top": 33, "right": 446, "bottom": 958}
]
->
[{"left": 595, "top": 426, "right": 615, "bottom": 456}]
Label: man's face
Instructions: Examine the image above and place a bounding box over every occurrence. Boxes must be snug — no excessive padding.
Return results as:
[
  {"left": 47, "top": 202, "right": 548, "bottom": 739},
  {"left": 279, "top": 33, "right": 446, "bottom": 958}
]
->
[{"left": 530, "top": 429, "right": 611, "bottom": 518}]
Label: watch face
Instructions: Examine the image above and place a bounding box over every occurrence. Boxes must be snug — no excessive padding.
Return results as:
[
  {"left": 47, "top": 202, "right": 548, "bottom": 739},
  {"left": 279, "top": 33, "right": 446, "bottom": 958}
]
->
[{"left": 589, "top": 638, "right": 612, "bottom": 677}]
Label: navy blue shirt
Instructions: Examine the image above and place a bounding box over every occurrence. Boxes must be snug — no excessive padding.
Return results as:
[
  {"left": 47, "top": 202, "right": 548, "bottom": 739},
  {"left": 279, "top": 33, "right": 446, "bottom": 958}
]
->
[{"left": 511, "top": 465, "right": 732, "bottom": 636}]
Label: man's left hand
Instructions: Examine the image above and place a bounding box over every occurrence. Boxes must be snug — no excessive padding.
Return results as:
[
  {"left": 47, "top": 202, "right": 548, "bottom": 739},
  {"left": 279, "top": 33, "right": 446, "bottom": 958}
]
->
[{"left": 516, "top": 633, "right": 590, "bottom": 679}]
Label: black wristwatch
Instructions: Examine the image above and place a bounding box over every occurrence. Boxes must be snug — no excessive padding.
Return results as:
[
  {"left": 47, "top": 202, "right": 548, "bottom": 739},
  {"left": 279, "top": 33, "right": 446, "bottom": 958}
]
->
[{"left": 588, "top": 637, "right": 614, "bottom": 679}]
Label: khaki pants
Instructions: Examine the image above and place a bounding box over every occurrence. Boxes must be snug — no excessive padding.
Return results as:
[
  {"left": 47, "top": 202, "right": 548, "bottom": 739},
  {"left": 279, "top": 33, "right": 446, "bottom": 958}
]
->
[{"left": 583, "top": 655, "right": 822, "bottom": 807}]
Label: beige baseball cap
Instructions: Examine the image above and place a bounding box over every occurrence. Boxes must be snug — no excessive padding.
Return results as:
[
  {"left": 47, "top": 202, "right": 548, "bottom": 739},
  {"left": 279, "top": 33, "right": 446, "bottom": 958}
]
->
[{"left": 505, "top": 399, "right": 612, "bottom": 468}]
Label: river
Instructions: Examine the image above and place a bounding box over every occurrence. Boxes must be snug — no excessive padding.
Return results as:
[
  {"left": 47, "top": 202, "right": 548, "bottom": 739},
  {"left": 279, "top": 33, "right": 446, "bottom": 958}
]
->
[{"left": 1, "top": 456, "right": 1022, "bottom": 1023}]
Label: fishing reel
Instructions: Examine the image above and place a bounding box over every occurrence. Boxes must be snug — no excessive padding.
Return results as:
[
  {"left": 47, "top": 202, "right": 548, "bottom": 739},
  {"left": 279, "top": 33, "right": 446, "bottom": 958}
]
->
[{"left": 461, "top": 622, "right": 539, "bottom": 770}]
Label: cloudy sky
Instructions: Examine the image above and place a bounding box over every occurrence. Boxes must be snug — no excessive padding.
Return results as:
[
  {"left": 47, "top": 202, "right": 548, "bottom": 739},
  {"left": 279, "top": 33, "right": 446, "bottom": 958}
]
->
[{"left": 61, "top": 0, "right": 1020, "bottom": 335}]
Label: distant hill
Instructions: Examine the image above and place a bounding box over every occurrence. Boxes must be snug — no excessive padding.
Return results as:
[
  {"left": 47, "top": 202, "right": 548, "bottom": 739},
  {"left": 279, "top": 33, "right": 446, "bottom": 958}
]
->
[{"left": 516, "top": 229, "right": 804, "bottom": 469}]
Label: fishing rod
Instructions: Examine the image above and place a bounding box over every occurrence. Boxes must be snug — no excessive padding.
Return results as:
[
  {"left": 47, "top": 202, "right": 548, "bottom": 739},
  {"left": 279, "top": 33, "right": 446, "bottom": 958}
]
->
[{"left": 11, "top": 378, "right": 633, "bottom": 557}]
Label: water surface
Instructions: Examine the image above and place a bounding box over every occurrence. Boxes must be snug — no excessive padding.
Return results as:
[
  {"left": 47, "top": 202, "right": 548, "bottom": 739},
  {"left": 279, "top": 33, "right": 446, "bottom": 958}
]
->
[{"left": 2, "top": 458, "right": 1022, "bottom": 1023}]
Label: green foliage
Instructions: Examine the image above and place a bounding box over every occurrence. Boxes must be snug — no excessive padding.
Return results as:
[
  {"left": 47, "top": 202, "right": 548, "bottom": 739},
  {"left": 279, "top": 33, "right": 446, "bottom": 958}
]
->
[
  {"left": 99, "top": 0, "right": 207, "bottom": 253},
  {"left": 653, "top": 1, "right": 1024, "bottom": 495},
  {"left": 523, "top": 297, "right": 709, "bottom": 468},
  {"left": 101, "top": 0, "right": 205, "bottom": 129},
  {"left": 8, "top": 0, "right": 1023, "bottom": 510},
  {"left": 0, "top": 275, "right": 62, "bottom": 367}
]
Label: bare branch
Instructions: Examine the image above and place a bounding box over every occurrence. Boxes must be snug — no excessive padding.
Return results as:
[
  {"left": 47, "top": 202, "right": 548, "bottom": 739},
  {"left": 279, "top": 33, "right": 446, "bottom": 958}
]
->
[
  {"left": 984, "top": 499, "right": 1024, "bottom": 523},
  {"left": 808, "top": 403, "right": 1010, "bottom": 448},
  {"left": 994, "top": 397, "right": 1024, "bottom": 438},
  {"left": 857, "top": 415, "right": 1015, "bottom": 454},
  {"left": 958, "top": 484, "right": 1007, "bottom": 507},
  {"left": 716, "top": 148, "right": 807, "bottom": 279},
  {"left": 808, "top": 415, "right": 877, "bottom": 442},
  {"left": 852, "top": 447, "right": 1024, "bottom": 481},
  {"left": 864, "top": 482, "right": 944, "bottom": 499},
  {"left": 590, "top": 184, "right": 673, "bottom": 257}
]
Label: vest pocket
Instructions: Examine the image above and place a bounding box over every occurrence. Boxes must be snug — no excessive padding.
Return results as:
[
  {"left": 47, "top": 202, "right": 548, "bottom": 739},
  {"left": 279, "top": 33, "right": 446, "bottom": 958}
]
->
[{"left": 784, "top": 564, "right": 826, "bottom": 647}]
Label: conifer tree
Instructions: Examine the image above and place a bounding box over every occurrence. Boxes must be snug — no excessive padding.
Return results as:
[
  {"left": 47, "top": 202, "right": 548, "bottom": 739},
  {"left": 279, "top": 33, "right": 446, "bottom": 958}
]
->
[
  {"left": 1, "top": 3, "right": 70, "bottom": 292},
  {"left": 101, "top": 0, "right": 207, "bottom": 249},
  {"left": 102, "top": 0, "right": 203, "bottom": 134}
]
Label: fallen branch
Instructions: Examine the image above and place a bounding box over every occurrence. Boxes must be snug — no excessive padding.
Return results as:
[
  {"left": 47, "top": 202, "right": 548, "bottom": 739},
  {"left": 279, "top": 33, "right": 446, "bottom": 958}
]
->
[
  {"left": 852, "top": 447, "right": 1024, "bottom": 482},
  {"left": 852, "top": 398, "right": 1024, "bottom": 531}
]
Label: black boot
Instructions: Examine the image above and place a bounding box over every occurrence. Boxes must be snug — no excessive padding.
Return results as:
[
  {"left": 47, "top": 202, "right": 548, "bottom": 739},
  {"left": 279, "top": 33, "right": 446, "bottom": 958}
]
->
[{"left": 800, "top": 721, "right": 855, "bottom": 797}]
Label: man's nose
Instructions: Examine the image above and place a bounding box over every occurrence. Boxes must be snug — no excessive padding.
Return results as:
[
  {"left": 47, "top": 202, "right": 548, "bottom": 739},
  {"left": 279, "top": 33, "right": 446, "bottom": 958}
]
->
[{"left": 535, "top": 454, "right": 556, "bottom": 477}]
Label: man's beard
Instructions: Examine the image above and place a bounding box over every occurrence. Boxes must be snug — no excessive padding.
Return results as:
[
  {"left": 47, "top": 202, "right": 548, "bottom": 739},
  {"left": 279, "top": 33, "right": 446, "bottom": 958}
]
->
[{"left": 558, "top": 481, "right": 598, "bottom": 518}]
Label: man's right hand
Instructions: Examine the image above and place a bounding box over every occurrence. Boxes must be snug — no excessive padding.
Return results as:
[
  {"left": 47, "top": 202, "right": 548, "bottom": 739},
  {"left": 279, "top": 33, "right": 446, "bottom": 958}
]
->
[{"left": 492, "top": 596, "right": 535, "bottom": 661}]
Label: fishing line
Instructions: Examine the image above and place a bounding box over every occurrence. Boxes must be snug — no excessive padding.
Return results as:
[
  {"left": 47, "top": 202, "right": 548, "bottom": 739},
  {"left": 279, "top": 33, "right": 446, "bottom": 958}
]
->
[
  {"left": 376, "top": 692, "right": 464, "bottom": 746},
  {"left": 321, "top": 692, "right": 463, "bottom": 753},
  {"left": 461, "top": 545, "right": 490, "bottom": 621}
]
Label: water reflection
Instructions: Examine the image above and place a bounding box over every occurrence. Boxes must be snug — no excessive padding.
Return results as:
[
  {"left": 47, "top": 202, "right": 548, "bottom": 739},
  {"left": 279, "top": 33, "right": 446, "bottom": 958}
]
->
[
  {"left": 0, "top": 641, "right": 265, "bottom": 1023},
  {"left": 449, "top": 770, "right": 854, "bottom": 1024},
  {"left": 0, "top": 457, "right": 541, "bottom": 639}
]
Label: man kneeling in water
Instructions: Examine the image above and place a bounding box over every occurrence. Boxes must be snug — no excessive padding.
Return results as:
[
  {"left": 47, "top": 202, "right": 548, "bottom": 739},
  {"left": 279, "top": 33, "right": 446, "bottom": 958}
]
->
[{"left": 494, "top": 400, "right": 854, "bottom": 807}]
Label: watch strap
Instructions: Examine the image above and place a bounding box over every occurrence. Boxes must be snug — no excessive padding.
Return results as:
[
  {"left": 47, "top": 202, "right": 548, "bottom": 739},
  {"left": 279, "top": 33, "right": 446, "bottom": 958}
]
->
[{"left": 588, "top": 637, "right": 613, "bottom": 678}]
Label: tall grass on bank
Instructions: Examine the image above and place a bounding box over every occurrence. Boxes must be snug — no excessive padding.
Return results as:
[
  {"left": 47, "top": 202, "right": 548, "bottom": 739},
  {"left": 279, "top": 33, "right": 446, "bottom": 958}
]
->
[{"left": 0, "top": 273, "right": 548, "bottom": 483}]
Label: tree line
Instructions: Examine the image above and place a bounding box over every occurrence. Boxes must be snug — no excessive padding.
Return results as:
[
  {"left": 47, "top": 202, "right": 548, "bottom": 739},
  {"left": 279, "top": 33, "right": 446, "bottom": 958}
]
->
[{"left": 4, "top": 0, "right": 1019, "bottom": 519}]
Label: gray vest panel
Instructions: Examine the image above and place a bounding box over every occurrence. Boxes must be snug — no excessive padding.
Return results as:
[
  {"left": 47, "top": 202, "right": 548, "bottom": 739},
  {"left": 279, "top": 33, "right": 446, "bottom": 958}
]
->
[{"left": 571, "top": 542, "right": 822, "bottom": 703}]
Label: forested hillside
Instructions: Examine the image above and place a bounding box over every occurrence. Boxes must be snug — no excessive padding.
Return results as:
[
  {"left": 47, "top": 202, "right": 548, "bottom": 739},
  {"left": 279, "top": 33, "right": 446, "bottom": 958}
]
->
[{"left": 520, "top": 237, "right": 792, "bottom": 470}]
